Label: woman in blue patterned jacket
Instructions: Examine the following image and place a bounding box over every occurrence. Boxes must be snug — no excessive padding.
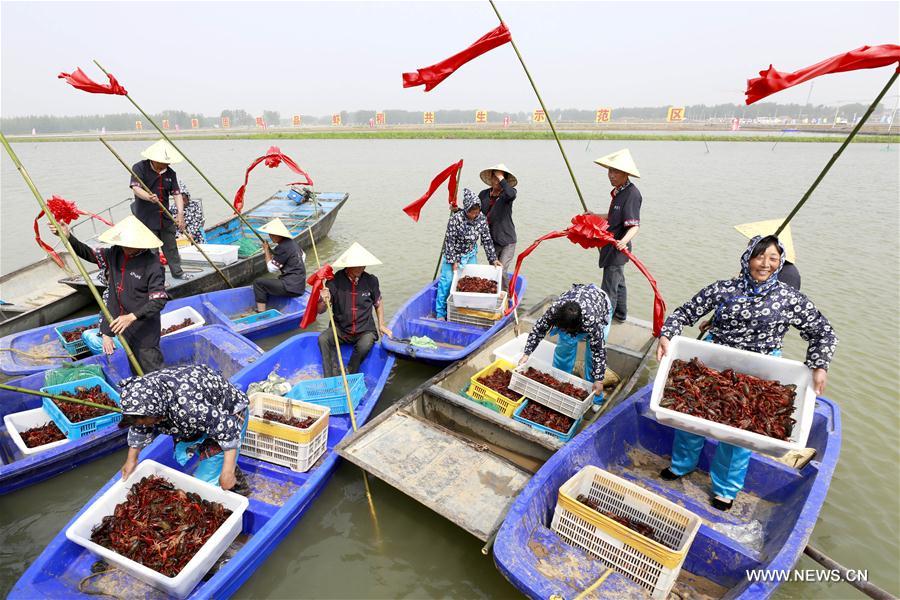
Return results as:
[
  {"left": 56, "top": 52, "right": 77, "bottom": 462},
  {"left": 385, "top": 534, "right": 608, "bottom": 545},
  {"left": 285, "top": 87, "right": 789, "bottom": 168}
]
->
[
  {"left": 435, "top": 188, "right": 503, "bottom": 319},
  {"left": 656, "top": 235, "right": 837, "bottom": 510}
]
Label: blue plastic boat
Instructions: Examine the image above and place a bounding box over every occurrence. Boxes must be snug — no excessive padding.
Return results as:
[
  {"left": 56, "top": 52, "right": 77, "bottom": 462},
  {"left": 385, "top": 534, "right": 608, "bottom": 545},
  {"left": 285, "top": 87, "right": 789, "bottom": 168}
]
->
[
  {"left": 492, "top": 384, "right": 842, "bottom": 599},
  {"left": 381, "top": 275, "right": 527, "bottom": 364},
  {"left": 10, "top": 332, "right": 395, "bottom": 598},
  {"left": 0, "top": 287, "right": 308, "bottom": 376},
  {"left": 0, "top": 325, "right": 262, "bottom": 495}
]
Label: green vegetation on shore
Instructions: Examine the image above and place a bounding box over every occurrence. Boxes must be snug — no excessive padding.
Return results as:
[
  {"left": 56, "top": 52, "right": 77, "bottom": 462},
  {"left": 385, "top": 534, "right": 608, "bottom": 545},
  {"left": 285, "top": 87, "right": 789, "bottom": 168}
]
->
[{"left": 11, "top": 130, "right": 900, "bottom": 144}]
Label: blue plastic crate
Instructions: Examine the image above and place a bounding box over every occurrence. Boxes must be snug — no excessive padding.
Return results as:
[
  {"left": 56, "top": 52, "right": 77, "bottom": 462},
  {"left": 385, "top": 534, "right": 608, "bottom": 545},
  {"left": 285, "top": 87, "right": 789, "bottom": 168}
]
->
[
  {"left": 286, "top": 189, "right": 305, "bottom": 204},
  {"left": 513, "top": 400, "right": 582, "bottom": 442},
  {"left": 286, "top": 374, "right": 367, "bottom": 415},
  {"left": 231, "top": 309, "right": 283, "bottom": 327},
  {"left": 54, "top": 315, "right": 100, "bottom": 356},
  {"left": 40, "top": 376, "right": 122, "bottom": 439}
]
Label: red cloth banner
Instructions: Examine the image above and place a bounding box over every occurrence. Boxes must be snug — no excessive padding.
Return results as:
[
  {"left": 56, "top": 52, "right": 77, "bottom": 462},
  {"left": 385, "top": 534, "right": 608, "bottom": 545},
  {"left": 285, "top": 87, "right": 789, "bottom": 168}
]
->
[
  {"left": 58, "top": 68, "right": 128, "bottom": 95},
  {"left": 34, "top": 196, "right": 113, "bottom": 268},
  {"left": 402, "top": 160, "right": 463, "bottom": 222},
  {"left": 403, "top": 24, "right": 512, "bottom": 92},
  {"left": 300, "top": 264, "right": 335, "bottom": 329},
  {"left": 507, "top": 213, "right": 666, "bottom": 336},
  {"left": 745, "top": 44, "right": 900, "bottom": 105},
  {"left": 233, "top": 146, "right": 314, "bottom": 213}
]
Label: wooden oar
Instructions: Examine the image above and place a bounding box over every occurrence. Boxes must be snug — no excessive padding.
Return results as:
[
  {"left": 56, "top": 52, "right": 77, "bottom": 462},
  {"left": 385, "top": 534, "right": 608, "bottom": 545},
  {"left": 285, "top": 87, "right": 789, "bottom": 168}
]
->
[
  {"left": 0, "top": 382, "right": 123, "bottom": 413},
  {"left": 98, "top": 138, "right": 233, "bottom": 288},
  {"left": 0, "top": 133, "right": 144, "bottom": 376}
]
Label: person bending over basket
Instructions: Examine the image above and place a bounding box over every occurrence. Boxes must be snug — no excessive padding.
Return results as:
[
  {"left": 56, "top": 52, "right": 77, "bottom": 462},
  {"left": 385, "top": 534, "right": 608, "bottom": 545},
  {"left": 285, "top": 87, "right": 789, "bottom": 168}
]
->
[
  {"left": 435, "top": 188, "right": 503, "bottom": 320},
  {"left": 519, "top": 284, "right": 611, "bottom": 404},
  {"left": 318, "top": 243, "right": 392, "bottom": 377},
  {"left": 656, "top": 235, "right": 837, "bottom": 511},
  {"left": 118, "top": 364, "right": 251, "bottom": 495},
  {"left": 253, "top": 218, "right": 307, "bottom": 313}
]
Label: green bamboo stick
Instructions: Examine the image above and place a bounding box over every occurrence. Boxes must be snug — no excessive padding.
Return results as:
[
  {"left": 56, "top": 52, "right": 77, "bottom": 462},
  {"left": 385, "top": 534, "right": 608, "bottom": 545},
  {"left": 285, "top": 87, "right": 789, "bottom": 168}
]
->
[
  {"left": 99, "top": 137, "right": 233, "bottom": 288},
  {"left": 92, "top": 59, "right": 270, "bottom": 249},
  {"left": 0, "top": 382, "right": 123, "bottom": 413},
  {"left": 0, "top": 133, "right": 144, "bottom": 376}
]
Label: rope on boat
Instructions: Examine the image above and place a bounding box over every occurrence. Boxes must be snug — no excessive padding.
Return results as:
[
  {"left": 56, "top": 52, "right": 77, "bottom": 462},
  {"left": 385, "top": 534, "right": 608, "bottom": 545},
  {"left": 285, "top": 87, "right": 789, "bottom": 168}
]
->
[
  {"left": 0, "top": 347, "right": 72, "bottom": 360},
  {"left": 77, "top": 564, "right": 122, "bottom": 599}
]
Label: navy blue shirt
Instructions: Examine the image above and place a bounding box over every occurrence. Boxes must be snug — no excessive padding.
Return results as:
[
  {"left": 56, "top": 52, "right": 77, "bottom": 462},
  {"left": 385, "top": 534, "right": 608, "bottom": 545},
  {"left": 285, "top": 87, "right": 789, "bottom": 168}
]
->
[
  {"left": 326, "top": 270, "right": 382, "bottom": 338},
  {"left": 598, "top": 182, "right": 641, "bottom": 268}
]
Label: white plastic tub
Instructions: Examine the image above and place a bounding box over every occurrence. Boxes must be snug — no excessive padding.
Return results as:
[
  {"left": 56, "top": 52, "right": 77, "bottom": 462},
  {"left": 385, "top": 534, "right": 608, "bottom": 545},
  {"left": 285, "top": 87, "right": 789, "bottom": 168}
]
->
[
  {"left": 492, "top": 333, "right": 556, "bottom": 365},
  {"left": 450, "top": 264, "right": 503, "bottom": 310},
  {"left": 648, "top": 335, "right": 816, "bottom": 456},
  {"left": 509, "top": 356, "right": 594, "bottom": 419},
  {"left": 3, "top": 407, "right": 70, "bottom": 456},
  {"left": 179, "top": 244, "right": 239, "bottom": 266},
  {"left": 65, "top": 459, "right": 248, "bottom": 599},
  {"left": 161, "top": 306, "right": 206, "bottom": 336}
]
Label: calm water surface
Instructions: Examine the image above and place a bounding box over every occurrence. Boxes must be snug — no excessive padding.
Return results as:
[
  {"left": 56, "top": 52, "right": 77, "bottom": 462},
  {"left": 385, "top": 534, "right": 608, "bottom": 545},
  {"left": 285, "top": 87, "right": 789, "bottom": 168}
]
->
[{"left": 1, "top": 139, "right": 898, "bottom": 598}]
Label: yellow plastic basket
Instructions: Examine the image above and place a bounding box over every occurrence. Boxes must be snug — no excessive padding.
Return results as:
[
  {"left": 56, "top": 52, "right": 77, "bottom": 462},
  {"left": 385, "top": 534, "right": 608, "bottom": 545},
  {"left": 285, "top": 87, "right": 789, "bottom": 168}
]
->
[
  {"left": 467, "top": 358, "right": 525, "bottom": 417},
  {"left": 243, "top": 393, "right": 330, "bottom": 472}
]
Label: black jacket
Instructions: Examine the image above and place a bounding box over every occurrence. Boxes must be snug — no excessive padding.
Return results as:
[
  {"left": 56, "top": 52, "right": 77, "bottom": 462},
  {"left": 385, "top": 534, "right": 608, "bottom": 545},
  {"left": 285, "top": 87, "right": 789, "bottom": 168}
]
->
[
  {"left": 479, "top": 179, "right": 517, "bottom": 246},
  {"left": 271, "top": 238, "right": 306, "bottom": 295}
]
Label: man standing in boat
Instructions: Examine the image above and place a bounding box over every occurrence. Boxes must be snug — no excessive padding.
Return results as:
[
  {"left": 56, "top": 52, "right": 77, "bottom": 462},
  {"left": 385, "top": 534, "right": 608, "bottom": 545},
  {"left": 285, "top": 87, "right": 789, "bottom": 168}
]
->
[
  {"left": 130, "top": 139, "right": 191, "bottom": 280},
  {"left": 479, "top": 164, "right": 518, "bottom": 290},
  {"left": 594, "top": 149, "right": 642, "bottom": 323}
]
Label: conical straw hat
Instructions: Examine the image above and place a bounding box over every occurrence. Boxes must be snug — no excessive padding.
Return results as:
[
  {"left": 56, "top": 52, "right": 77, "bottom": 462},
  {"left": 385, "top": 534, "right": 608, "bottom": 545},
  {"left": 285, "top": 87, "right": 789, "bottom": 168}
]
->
[
  {"left": 98, "top": 215, "right": 163, "bottom": 249},
  {"left": 479, "top": 163, "right": 518, "bottom": 187},
  {"left": 258, "top": 218, "right": 292, "bottom": 238},
  {"left": 140, "top": 139, "right": 184, "bottom": 164},
  {"left": 593, "top": 149, "right": 640, "bottom": 178},
  {"left": 332, "top": 242, "right": 382, "bottom": 269},
  {"left": 734, "top": 219, "right": 797, "bottom": 263}
]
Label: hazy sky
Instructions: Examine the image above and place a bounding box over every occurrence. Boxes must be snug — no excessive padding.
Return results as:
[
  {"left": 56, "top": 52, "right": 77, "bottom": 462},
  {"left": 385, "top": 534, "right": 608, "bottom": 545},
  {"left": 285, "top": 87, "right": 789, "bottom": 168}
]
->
[{"left": 1, "top": 1, "right": 898, "bottom": 117}]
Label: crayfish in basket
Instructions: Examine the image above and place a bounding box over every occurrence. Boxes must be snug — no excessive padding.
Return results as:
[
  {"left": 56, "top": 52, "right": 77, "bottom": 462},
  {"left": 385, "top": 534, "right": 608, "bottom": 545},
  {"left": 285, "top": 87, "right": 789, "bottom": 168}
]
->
[
  {"left": 61, "top": 325, "right": 94, "bottom": 343},
  {"left": 521, "top": 368, "right": 587, "bottom": 400},
  {"left": 456, "top": 276, "right": 498, "bottom": 294},
  {"left": 476, "top": 368, "right": 520, "bottom": 403},
  {"left": 262, "top": 410, "right": 315, "bottom": 429},
  {"left": 55, "top": 385, "right": 118, "bottom": 423},
  {"left": 660, "top": 357, "right": 797, "bottom": 441},
  {"left": 161, "top": 318, "right": 195, "bottom": 336},
  {"left": 21, "top": 422, "right": 66, "bottom": 448},
  {"left": 90, "top": 475, "right": 232, "bottom": 577},
  {"left": 519, "top": 402, "right": 574, "bottom": 433},
  {"left": 575, "top": 494, "right": 675, "bottom": 549}
]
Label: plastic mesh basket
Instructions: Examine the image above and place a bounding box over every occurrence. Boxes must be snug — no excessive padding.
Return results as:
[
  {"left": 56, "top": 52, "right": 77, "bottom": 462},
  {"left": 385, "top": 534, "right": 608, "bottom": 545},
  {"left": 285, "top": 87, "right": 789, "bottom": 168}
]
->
[
  {"left": 54, "top": 316, "right": 100, "bottom": 356},
  {"left": 447, "top": 292, "right": 507, "bottom": 329},
  {"left": 466, "top": 358, "right": 524, "bottom": 417},
  {"left": 513, "top": 400, "right": 581, "bottom": 442},
  {"left": 286, "top": 373, "right": 367, "bottom": 415},
  {"left": 509, "top": 356, "right": 594, "bottom": 419},
  {"left": 40, "top": 376, "right": 122, "bottom": 439},
  {"left": 241, "top": 392, "right": 329, "bottom": 472},
  {"left": 551, "top": 465, "right": 702, "bottom": 599}
]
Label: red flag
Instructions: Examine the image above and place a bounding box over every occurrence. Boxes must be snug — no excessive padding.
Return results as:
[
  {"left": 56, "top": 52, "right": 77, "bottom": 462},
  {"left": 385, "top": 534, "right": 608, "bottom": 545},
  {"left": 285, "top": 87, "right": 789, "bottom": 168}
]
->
[
  {"left": 402, "top": 160, "right": 463, "bottom": 222},
  {"left": 34, "top": 196, "right": 113, "bottom": 268},
  {"left": 403, "top": 24, "right": 512, "bottom": 92},
  {"left": 745, "top": 44, "right": 900, "bottom": 104},
  {"left": 58, "top": 68, "right": 128, "bottom": 95},
  {"left": 233, "top": 146, "right": 314, "bottom": 212},
  {"left": 300, "top": 264, "right": 334, "bottom": 329},
  {"left": 507, "top": 213, "right": 667, "bottom": 337}
]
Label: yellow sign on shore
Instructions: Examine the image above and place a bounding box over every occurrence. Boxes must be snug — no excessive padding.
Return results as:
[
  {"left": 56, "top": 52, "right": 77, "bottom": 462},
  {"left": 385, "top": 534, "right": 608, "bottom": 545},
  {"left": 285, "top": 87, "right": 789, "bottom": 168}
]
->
[
  {"left": 221, "top": 116, "right": 230, "bottom": 128},
  {"left": 332, "top": 114, "right": 342, "bottom": 126},
  {"left": 191, "top": 118, "right": 199, "bottom": 129},
  {"left": 595, "top": 108, "right": 612, "bottom": 123},
  {"left": 255, "top": 116, "right": 266, "bottom": 128},
  {"left": 135, "top": 121, "right": 142, "bottom": 131},
  {"left": 376, "top": 112, "right": 385, "bottom": 126},
  {"left": 533, "top": 109, "right": 546, "bottom": 123},
  {"left": 423, "top": 111, "right": 435, "bottom": 124},
  {"left": 667, "top": 107, "right": 685, "bottom": 122},
  {"left": 292, "top": 115, "right": 302, "bottom": 127},
  {"left": 475, "top": 110, "right": 488, "bottom": 124},
  {"left": 162, "top": 119, "right": 170, "bottom": 130}
]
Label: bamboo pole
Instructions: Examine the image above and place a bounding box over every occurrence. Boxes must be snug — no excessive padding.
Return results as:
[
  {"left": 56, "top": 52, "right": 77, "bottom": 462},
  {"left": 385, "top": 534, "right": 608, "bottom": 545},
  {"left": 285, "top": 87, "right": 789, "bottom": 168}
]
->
[
  {"left": 803, "top": 545, "right": 896, "bottom": 600},
  {"left": 488, "top": 0, "right": 589, "bottom": 213},
  {"left": 0, "top": 382, "right": 123, "bottom": 413},
  {"left": 0, "top": 133, "right": 144, "bottom": 376},
  {"left": 99, "top": 138, "right": 233, "bottom": 288},
  {"left": 775, "top": 69, "right": 898, "bottom": 236},
  {"left": 92, "top": 60, "right": 270, "bottom": 249}
]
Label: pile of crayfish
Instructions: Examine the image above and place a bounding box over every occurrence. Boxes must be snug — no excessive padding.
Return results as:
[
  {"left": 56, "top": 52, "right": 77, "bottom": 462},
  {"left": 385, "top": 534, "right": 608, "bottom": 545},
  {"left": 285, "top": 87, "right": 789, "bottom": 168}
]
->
[
  {"left": 522, "top": 368, "right": 587, "bottom": 400},
  {"left": 61, "top": 325, "right": 94, "bottom": 343},
  {"left": 576, "top": 494, "right": 673, "bottom": 549},
  {"left": 519, "top": 401, "right": 574, "bottom": 433},
  {"left": 456, "top": 276, "right": 498, "bottom": 294},
  {"left": 661, "top": 357, "right": 797, "bottom": 440},
  {"left": 161, "top": 318, "right": 195, "bottom": 335},
  {"left": 262, "top": 410, "right": 315, "bottom": 429},
  {"left": 476, "top": 368, "right": 521, "bottom": 402},
  {"left": 21, "top": 422, "right": 66, "bottom": 447},
  {"left": 55, "top": 385, "right": 118, "bottom": 423},
  {"left": 90, "top": 475, "right": 232, "bottom": 577}
]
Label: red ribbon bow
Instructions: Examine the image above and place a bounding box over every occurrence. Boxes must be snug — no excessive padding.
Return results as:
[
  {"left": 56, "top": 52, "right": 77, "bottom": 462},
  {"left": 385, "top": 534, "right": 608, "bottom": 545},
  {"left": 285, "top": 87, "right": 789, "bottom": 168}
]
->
[
  {"left": 34, "top": 196, "right": 113, "bottom": 268},
  {"left": 300, "top": 264, "right": 335, "bottom": 329},
  {"left": 508, "top": 213, "right": 667, "bottom": 337},
  {"left": 58, "top": 67, "right": 128, "bottom": 95},
  {"left": 402, "top": 160, "right": 463, "bottom": 221},
  {"left": 233, "top": 146, "right": 314, "bottom": 213}
]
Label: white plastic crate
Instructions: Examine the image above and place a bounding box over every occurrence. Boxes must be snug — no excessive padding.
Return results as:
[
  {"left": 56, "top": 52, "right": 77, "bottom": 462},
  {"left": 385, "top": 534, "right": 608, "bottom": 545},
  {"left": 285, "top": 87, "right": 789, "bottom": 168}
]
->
[
  {"left": 447, "top": 293, "right": 506, "bottom": 328},
  {"left": 648, "top": 335, "right": 817, "bottom": 456},
  {"left": 509, "top": 355, "right": 594, "bottom": 419},
  {"left": 449, "top": 264, "right": 503, "bottom": 310},
  {"left": 241, "top": 392, "right": 329, "bottom": 472},
  {"left": 160, "top": 306, "right": 206, "bottom": 336},
  {"left": 3, "top": 407, "right": 70, "bottom": 456},
  {"left": 551, "top": 465, "right": 701, "bottom": 599},
  {"left": 65, "top": 459, "right": 248, "bottom": 599},
  {"left": 179, "top": 243, "right": 239, "bottom": 266},
  {"left": 492, "top": 332, "right": 556, "bottom": 365}
]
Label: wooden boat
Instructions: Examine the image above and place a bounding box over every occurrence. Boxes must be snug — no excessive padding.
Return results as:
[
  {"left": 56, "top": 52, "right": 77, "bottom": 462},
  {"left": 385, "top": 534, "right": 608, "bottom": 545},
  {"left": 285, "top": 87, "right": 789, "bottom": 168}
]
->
[
  {"left": 0, "top": 286, "right": 309, "bottom": 377},
  {"left": 0, "top": 325, "right": 262, "bottom": 495},
  {"left": 0, "top": 189, "right": 345, "bottom": 339},
  {"left": 337, "top": 297, "right": 656, "bottom": 543},
  {"left": 381, "top": 275, "right": 527, "bottom": 364},
  {"left": 9, "top": 331, "right": 395, "bottom": 598},
  {"left": 492, "top": 386, "right": 841, "bottom": 599}
]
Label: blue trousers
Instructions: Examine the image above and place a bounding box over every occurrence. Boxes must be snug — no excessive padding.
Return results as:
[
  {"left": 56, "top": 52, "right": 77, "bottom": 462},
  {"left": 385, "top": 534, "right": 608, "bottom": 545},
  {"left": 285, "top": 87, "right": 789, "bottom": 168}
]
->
[
  {"left": 550, "top": 322, "right": 611, "bottom": 404},
  {"left": 435, "top": 247, "right": 477, "bottom": 319},
  {"left": 175, "top": 409, "right": 249, "bottom": 487},
  {"left": 668, "top": 345, "right": 781, "bottom": 500}
]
